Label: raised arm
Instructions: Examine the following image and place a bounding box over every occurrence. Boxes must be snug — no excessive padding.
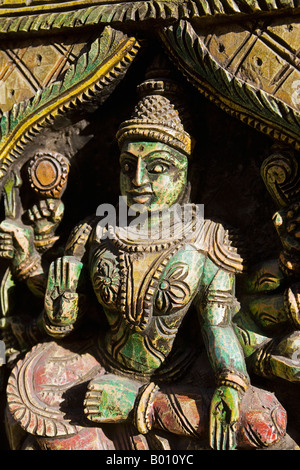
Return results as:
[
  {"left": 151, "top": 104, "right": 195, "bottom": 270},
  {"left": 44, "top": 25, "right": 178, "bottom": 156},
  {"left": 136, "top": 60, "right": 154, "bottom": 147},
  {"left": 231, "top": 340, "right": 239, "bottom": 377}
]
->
[{"left": 0, "top": 219, "right": 46, "bottom": 297}]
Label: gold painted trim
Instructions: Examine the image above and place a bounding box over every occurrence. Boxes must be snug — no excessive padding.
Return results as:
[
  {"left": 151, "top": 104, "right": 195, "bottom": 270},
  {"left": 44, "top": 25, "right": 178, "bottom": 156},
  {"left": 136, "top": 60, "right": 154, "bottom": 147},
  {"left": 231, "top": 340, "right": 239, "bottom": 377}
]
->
[
  {"left": 0, "top": 0, "right": 128, "bottom": 17},
  {"left": 160, "top": 31, "right": 300, "bottom": 151},
  {"left": 0, "top": 0, "right": 299, "bottom": 18},
  {"left": 0, "top": 35, "right": 140, "bottom": 177}
]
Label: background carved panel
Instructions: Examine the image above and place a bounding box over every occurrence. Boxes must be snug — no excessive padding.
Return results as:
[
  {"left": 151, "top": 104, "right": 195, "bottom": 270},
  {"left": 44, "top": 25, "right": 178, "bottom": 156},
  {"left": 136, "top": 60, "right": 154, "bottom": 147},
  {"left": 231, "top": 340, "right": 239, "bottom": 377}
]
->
[
  {"left": 196, "top": 16, "right": 300, "bottom": 114},
  {"left": 0, "top": 37, "right": 87, "bottom": 112}
]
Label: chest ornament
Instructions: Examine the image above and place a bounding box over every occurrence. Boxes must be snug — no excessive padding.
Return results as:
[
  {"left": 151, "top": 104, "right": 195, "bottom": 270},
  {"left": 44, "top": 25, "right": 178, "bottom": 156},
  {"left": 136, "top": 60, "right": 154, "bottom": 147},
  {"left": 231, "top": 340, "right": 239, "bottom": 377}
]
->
[
  {"left": 94, "top": 208, "right": 201, "bottom": 331},
  {"left": 92, "top": 254, "right": 120, "bottom": 305},
  {"left": 155, "top": 263, "right": 190, "bottom": 315}
]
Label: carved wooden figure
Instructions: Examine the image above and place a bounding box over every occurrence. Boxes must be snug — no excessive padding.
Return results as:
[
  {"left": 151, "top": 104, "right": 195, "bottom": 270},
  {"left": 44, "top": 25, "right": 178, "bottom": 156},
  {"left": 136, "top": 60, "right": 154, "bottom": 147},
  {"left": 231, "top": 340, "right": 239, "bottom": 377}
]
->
[
  {"left": 0, "top": 66, "right": 296, "bottom": 450},
  {"left": 0, "top": 0, "right": 300, "bottom": 452}
]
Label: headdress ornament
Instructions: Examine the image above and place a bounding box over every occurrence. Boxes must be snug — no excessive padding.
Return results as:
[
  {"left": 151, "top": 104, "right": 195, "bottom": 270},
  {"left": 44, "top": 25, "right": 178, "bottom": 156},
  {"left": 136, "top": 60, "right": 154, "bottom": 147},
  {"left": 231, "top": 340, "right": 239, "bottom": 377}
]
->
[{"left": 116, "top": 56, "right": 194, "bottom": 157}]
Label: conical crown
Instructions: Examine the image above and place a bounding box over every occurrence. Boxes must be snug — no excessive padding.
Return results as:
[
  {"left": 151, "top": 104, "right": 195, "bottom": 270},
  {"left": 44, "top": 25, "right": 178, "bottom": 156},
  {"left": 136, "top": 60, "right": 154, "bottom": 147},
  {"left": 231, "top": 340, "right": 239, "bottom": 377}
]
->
[{"left": 116, "top": 57, "right": 194, "bottom": 157}]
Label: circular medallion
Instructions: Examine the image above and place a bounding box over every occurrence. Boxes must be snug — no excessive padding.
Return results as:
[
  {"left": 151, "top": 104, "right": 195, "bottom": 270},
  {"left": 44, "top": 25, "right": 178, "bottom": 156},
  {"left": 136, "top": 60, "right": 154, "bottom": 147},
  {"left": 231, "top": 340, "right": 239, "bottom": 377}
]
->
[{"left": 28, "top": 151, "right": 69, "bottom": 198}]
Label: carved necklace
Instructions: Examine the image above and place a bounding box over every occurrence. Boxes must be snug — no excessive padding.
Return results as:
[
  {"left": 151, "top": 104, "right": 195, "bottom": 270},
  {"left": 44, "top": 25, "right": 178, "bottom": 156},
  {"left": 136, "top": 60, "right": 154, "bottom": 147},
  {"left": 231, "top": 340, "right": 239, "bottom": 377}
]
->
[{"left": 103, "top": 205, "right": 201, "bottom": 331}]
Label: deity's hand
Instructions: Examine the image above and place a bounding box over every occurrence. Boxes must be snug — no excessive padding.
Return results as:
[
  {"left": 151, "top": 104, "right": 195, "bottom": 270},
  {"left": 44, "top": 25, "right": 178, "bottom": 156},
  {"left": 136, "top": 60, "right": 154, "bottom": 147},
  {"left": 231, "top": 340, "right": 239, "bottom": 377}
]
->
[
  {"left": 209, "top": 386, "right": 241, "bottom": 450},
  {"left": 265, "top": 331, "right": 300, "bottom": 382},
  {"left": 273, "top": 202, "right": 300, "bottom": 253},
  {"left": 84, "top": 374, "right": 141, "bottom": 424},
  {"left": 0, "top": 219, "right": 36, "bottom": 266},
  {"left": 44, "top": 256, "right": 85, "bottom": 330},
  {"left": 27, "top": 198, "right": 64, "bottom": 239}
]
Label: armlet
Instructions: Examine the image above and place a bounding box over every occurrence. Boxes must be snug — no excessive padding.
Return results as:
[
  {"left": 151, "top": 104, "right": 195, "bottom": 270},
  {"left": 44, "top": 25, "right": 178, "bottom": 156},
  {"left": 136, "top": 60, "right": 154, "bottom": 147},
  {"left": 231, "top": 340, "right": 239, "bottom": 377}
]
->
[{"left": 64, "top": 215, "right": 100, "bottom": 259}]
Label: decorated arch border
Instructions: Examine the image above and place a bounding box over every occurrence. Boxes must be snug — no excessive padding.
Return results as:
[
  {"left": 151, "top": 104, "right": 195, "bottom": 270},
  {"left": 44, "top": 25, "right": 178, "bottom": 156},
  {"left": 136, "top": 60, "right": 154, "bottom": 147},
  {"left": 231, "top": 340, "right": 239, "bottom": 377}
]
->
[
  {"left": 0, "top": 2, "right": 300, "bottom": 183},
  {"left": 0, "top": 25, "right": 141, "bottom": 179}
]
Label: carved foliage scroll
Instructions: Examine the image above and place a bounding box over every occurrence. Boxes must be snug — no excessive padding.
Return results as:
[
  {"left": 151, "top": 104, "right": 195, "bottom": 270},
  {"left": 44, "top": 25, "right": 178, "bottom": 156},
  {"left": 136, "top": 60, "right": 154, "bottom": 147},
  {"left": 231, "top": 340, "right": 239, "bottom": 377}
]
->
[
  {"left": 261, "top": 150, "right": 300, "bottom": 208},
  {"left": 0, "top": 1, "right": 299, "bottom": 37}
]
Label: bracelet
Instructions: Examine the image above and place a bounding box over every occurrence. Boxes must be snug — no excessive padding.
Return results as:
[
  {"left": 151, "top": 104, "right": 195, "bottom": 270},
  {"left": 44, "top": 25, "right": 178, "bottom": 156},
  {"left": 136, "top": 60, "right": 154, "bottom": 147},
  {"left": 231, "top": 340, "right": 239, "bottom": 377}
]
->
[
  {"left": 14, "top": 254, "right": 42, "bottom": 281},
  {"left": 217, "top": 369, "right": 250, "bottom": 394},
  {"left": 42, "top": 311, "right": 74, "bottom": 338},
  {"left": 133, "top": 382, "right": 159, "bottom": 434},
  {"left": 34, "top": 235, "right": 59, "bottom": 253}
]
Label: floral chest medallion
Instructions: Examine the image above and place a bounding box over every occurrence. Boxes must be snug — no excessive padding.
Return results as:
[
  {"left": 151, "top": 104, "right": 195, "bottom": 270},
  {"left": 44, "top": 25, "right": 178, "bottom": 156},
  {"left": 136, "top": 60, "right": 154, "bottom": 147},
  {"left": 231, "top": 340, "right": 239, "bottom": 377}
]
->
[{"left": 91, "top": 238, "right": 203, "bottom": 332}]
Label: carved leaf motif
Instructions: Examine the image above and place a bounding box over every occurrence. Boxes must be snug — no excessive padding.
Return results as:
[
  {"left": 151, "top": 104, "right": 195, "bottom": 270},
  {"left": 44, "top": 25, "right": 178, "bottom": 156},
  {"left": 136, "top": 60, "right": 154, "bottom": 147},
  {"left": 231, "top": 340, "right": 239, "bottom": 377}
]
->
[
  {"left": 166, "top": 264, "right": 188, "bottom": 282},
  {"left": 6, "top": 343, "right": 80, "bottom": 438},
  {"left": 0, "top": 26, "right": 140, "bottom": 178},
  {"left": 160, "top": 20, "right": 300, "bottom": 150},
  {"left": 155, "top": 262, "right": 190, "bottom": 314},
  {"left": 0, "top": 1, "right": 297, "bottom": 37}
]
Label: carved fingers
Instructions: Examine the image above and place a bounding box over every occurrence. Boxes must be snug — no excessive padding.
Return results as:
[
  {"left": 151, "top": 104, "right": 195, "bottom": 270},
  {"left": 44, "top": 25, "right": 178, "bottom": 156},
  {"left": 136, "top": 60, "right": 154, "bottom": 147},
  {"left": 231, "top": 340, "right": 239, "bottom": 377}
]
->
[
  {"left": 0, "top": 219, "right": 35, "bottom": 265},
  {"left": 56, "top": 256, "right": 84, "bottom": 291},
  {"left": 27, "top": 198, "right": 64, "bottom": 222},
  {"left": 209, "top": 386, "right": 240, "bottom": 450},
  {"left": 84, "top": 385, "right": 105, "bottom": 424},
  {"left": 49, "top": 256, "right": 75, "bottom": 294},
  {"left": 0, "top": 231, "right": 14, "bottom": 258},
  {"left": 44, "top": 256, "right": 85, "bottom": 327},
  {"left": 27, "top": 199, "right": 64, "bottom": 236}
]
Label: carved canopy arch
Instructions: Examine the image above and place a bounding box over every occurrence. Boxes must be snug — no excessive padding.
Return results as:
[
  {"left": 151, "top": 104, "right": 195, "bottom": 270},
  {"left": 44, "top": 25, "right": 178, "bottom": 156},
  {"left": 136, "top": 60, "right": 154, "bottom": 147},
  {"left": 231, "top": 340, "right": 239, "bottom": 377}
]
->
[
  {"left": 160, "top": 18, "right": 300, "bottom": 152},
  {"left": 0, "top": 1, "right": 299, "bottom": 182},
  {"left": 0, "top": 26, "right": 141, "bottom": 178}
]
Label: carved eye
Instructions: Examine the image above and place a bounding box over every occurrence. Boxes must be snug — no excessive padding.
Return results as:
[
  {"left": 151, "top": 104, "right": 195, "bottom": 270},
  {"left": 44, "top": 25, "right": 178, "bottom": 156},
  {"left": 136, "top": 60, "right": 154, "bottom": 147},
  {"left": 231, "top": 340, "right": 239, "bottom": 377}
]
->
[
  {"left": 149, "top": 163, "right": 168, "bottom": 174},
  {"left": 121, "top": 161, "right": 133, "bottom": 174}
]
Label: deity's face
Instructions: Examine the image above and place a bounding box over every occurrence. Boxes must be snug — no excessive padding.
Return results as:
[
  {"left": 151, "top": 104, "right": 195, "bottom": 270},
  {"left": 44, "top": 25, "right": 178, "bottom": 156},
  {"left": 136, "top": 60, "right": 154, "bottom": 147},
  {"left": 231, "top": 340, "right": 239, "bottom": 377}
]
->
[{"left": 120, "top": 141, "right": 188, "bottom": 213}]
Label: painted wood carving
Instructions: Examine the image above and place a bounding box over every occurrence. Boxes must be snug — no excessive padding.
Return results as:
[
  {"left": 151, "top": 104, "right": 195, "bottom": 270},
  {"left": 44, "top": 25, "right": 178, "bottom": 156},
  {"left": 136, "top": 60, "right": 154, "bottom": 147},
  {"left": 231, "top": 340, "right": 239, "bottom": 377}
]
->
[{"left": 0, "top": 0, "right": 300, "bottom": 451}]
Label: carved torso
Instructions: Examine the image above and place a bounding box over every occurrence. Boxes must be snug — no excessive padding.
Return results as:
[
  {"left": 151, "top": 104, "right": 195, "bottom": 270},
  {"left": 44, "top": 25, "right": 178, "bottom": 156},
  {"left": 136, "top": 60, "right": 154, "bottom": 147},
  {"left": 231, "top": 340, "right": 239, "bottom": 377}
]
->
[
  {"left": 85, "top": 208, "right": 243, "bottom": 376},
  {"left": 90, "top": 237, "right": 203, "bottom": 374}
]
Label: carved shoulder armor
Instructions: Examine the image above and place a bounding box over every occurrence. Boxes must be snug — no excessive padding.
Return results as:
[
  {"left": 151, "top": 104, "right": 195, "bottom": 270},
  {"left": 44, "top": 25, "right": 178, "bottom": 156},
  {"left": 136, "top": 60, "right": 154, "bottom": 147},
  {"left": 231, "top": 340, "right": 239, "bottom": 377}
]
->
[{"left": 193, "top": 219, "right": 244, "bottom": 274}]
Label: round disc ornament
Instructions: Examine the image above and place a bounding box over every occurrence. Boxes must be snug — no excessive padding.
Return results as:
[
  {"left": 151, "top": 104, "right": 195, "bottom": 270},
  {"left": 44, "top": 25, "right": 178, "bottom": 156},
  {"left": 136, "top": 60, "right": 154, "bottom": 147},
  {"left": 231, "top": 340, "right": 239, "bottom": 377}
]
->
[{"left": 28, "top": 152, "right": 69, "bottom": 198}]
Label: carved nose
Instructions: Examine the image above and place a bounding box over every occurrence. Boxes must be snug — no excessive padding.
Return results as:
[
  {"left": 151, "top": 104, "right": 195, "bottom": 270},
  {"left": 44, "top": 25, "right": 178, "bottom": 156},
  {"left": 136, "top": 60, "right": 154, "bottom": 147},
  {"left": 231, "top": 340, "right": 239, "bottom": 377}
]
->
[{"left": 132, "top": 158, "right": 149, "bottom": 187}]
